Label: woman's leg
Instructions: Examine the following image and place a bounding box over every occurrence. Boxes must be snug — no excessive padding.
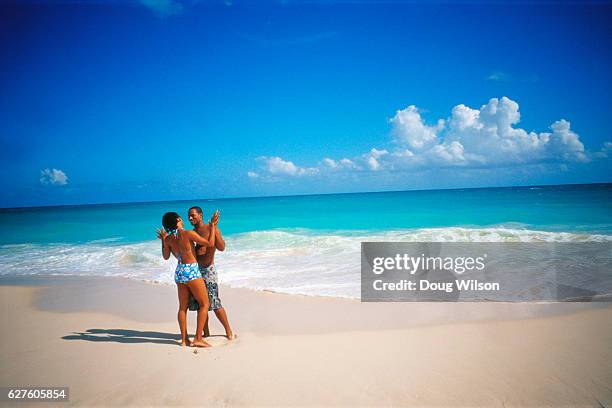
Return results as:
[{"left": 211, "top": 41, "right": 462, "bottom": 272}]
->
[
  {"left": 176, "top": 283, "right": 191, "bottom": 346},
  {"left": 186, "top": 278, "right": 211, "bottom": 347}
]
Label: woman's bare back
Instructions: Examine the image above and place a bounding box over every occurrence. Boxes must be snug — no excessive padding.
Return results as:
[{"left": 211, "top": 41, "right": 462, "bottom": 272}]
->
[{"left": 166, "top": 230, "right": 198, "bottom": 264}]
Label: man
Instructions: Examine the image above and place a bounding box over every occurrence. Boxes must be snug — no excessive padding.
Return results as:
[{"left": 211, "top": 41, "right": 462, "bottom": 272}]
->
[{"left": 187, "top": 206, "right": 235, "bottom": 340}]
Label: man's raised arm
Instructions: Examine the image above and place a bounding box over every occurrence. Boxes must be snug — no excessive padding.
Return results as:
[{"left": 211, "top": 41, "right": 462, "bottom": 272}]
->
[
  {"left": 190, "top": 210, "right": 218, "bottom": 247},
  {"left": 188, "top": 223, "right": 215, "bottom": 248}
]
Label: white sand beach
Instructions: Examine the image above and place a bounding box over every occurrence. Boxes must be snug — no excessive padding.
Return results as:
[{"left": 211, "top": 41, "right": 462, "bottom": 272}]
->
[{"left": 1, "top": 276, "right": 611, "bottom": 407}]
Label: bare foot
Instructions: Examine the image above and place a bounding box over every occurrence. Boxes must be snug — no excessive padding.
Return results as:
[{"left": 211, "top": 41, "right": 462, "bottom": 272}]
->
[
  {"left": 226, "top": 332, "right": 237, "bottom": 340},
  {"left": 180, "top": 340, "right": 192, "bottom": 347},
  {"left": 191, "top": 339, "right": 212, "bottom": 348}
]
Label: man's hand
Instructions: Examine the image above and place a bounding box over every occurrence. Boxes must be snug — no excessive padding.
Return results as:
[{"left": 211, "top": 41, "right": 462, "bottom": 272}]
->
[
  {"left": 156, "top": 228, "right": 168, "bottom": 241},
  {"left": 209, "top": 210, "right": 220, "bottom": 226}
]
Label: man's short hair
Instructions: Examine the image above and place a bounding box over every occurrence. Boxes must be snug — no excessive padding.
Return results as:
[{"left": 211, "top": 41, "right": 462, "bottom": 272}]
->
[{"left": 189, "top": 206, "right": 203, "bottom": 215}]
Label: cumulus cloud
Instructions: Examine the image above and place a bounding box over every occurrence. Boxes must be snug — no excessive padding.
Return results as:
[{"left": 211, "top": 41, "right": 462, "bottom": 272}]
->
[
  {"left": 322, "top": 158, "right": 359, "bottom": 170},
  {"left": 40, "top": 168, "right": 68, "bottom": 186},
  {"left": 594, "top": 142, "right": 612, "bottom": 159},
  {"left": 442, "top": 97, "right": 587, "bottom": 165},
  {"left": 254, "top": 156, "right": 318, "bottom": 178},
  {"left": 248, "top": 97, "right": 608, "bottom": 181},
  {"left": 322, "top": 158, "right": 337, "bottom": 168},
  {"left": 385, "top": 96, "right": 590, "bottom": 169},
  {"left": 364, "top": 148, "right": 388, "bottom": 171},
  {"left": 390, "top": 105, "right": 444, "bottom": 151},
  {"left": 140, "top": 0, "right": 183, "bottom": 18}
]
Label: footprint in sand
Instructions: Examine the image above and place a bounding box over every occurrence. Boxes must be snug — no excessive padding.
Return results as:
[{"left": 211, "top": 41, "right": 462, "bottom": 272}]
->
[{"left": 206, "top": 334, "right": 238, "bottom": 347}]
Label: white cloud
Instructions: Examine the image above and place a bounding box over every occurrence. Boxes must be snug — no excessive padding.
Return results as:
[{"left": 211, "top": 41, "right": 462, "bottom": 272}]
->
[
  {"left": 389, "top": 105, "right": 444, "bottom": 151},
  {"left": 548, "top": 119, "right": 587, "bottom": 162},
  {"left": 363, "top": 148, "right": 388, "bottom": 171},
  {"left": 247, "top": 171, "right": 259, "bottom": 178},
  {"left": 340, "top": 158, "right": 356, "bottom": 167},
  {"left": 322, "top": 158, "right": 359, "bottom": 171},
  {"left": 487, "top": 71, "right": 510, "bottom": 81},
  {"left": 442, "top": 97, "right": 587, "bottom": 165},
  {"left": 248, "top": 97, "right": 608, "bottom": 181},
  {"left": 262, "top": 156, "right": 298, "bottom": 176},
  {"left": 594, "top": 142, "right": 612, "bottom": 159},
  {"left": 428, "top": 141, "right": 467, "bottom": 165},
  {"left": 140, "top": 0, "right": 183, "bottom": 18},
  {"left": 40, "top": 168, "right": 68, "bottom": 186},
  {"left": 322, "top": 158, "right": 338, "bottom": 169},
  {"left": 385, "top": 97, "right": 591, "bottom": 169},
  {"left": 256, "top": 156, "right": 318, "bottom": 178}
]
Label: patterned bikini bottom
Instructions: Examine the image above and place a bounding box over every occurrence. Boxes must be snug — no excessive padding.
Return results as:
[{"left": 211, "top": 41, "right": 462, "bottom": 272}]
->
[{"left": 174, "top": 262, "right": 201, "bottom": 284}]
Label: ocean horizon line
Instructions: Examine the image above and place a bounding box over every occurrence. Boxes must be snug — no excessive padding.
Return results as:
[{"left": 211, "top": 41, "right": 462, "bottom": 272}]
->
[{"left": 2, "top": 181, "right": 611, "bottom": 212}]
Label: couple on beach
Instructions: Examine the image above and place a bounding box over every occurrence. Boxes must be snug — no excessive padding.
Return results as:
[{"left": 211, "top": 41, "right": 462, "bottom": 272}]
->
[{"left": 156, "top": 206, "right": 234, "bottom": 348}]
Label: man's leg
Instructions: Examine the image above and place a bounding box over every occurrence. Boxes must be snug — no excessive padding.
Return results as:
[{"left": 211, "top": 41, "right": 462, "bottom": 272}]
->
[
  {"left": 213, "top": 307, "right": 234, "bottom": 340},
  {"left": 201, "top": 267, "right": 211, "bottom": 337},
  {"left": 202, "top": 278, "right": 234, "bottom": 339},
  {"left": 203, "top": 315, "right": 210, "bottom": 338},
  {"left": 186, "top": 278, "right": 211, "bottom": 348},
  {"left": 176, "top": 284, "right": 191, "bottom": 346}
]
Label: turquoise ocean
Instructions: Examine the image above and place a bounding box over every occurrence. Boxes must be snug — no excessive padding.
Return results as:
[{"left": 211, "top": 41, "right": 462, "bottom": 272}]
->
[{"left": 1, "top": 184, "right": 611, "bottom": 298}]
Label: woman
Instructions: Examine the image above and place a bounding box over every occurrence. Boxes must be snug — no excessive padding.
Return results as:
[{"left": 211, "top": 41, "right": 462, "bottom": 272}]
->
[{"left": 157, "top": 210, "right": 219, "bottom": 347}]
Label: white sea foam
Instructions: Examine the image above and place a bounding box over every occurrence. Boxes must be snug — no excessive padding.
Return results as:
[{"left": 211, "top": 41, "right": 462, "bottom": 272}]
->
[{"left": 1, "top": 227, "right": 610, "bottom": 298}]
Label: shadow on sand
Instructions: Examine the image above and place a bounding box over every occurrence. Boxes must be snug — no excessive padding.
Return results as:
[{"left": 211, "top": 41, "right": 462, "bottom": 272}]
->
[{"left": 62, "top": 329, "right": 181, "bottom": 346}]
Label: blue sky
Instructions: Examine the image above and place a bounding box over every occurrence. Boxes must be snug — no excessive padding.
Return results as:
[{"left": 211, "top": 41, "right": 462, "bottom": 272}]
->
[{"left": 1, "top": 0, "right": 611, "bottom": 207}]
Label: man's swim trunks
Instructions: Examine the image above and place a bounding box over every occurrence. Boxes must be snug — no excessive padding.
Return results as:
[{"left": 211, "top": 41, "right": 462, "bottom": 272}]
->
[
  {"left": 188, "top": 264, "right": 223, "bottom": 311},
  {"left": 174, "top": 262, "right": 200, "bottom": 284}
]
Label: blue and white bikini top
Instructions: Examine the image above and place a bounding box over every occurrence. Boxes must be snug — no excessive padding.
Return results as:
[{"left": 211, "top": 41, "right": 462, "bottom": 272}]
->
[
  {"left": 165, "top": 228, "right": 185, "bottom": 263},
  {"left": 165, "top": 227, "right": 179, "bottom": 238}
]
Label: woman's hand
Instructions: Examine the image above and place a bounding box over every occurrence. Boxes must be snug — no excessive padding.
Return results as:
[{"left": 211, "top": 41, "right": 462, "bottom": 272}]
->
[{"left": 156, "top": 228, "right": 168, "bottom": 241}]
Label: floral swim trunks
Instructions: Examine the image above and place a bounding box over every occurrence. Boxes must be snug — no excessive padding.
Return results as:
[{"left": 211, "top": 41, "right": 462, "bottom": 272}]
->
[
  {"left": 174, "top": 262, "right": 201, "bottom": 284},
  {"left": 188, "top": 264, "right": 223, "bottom": 311}
]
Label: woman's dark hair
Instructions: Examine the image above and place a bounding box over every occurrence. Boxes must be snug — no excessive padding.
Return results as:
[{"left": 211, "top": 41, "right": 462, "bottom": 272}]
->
[{"left": 162, "top": 212, "right": 180, "bottom": 231}]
